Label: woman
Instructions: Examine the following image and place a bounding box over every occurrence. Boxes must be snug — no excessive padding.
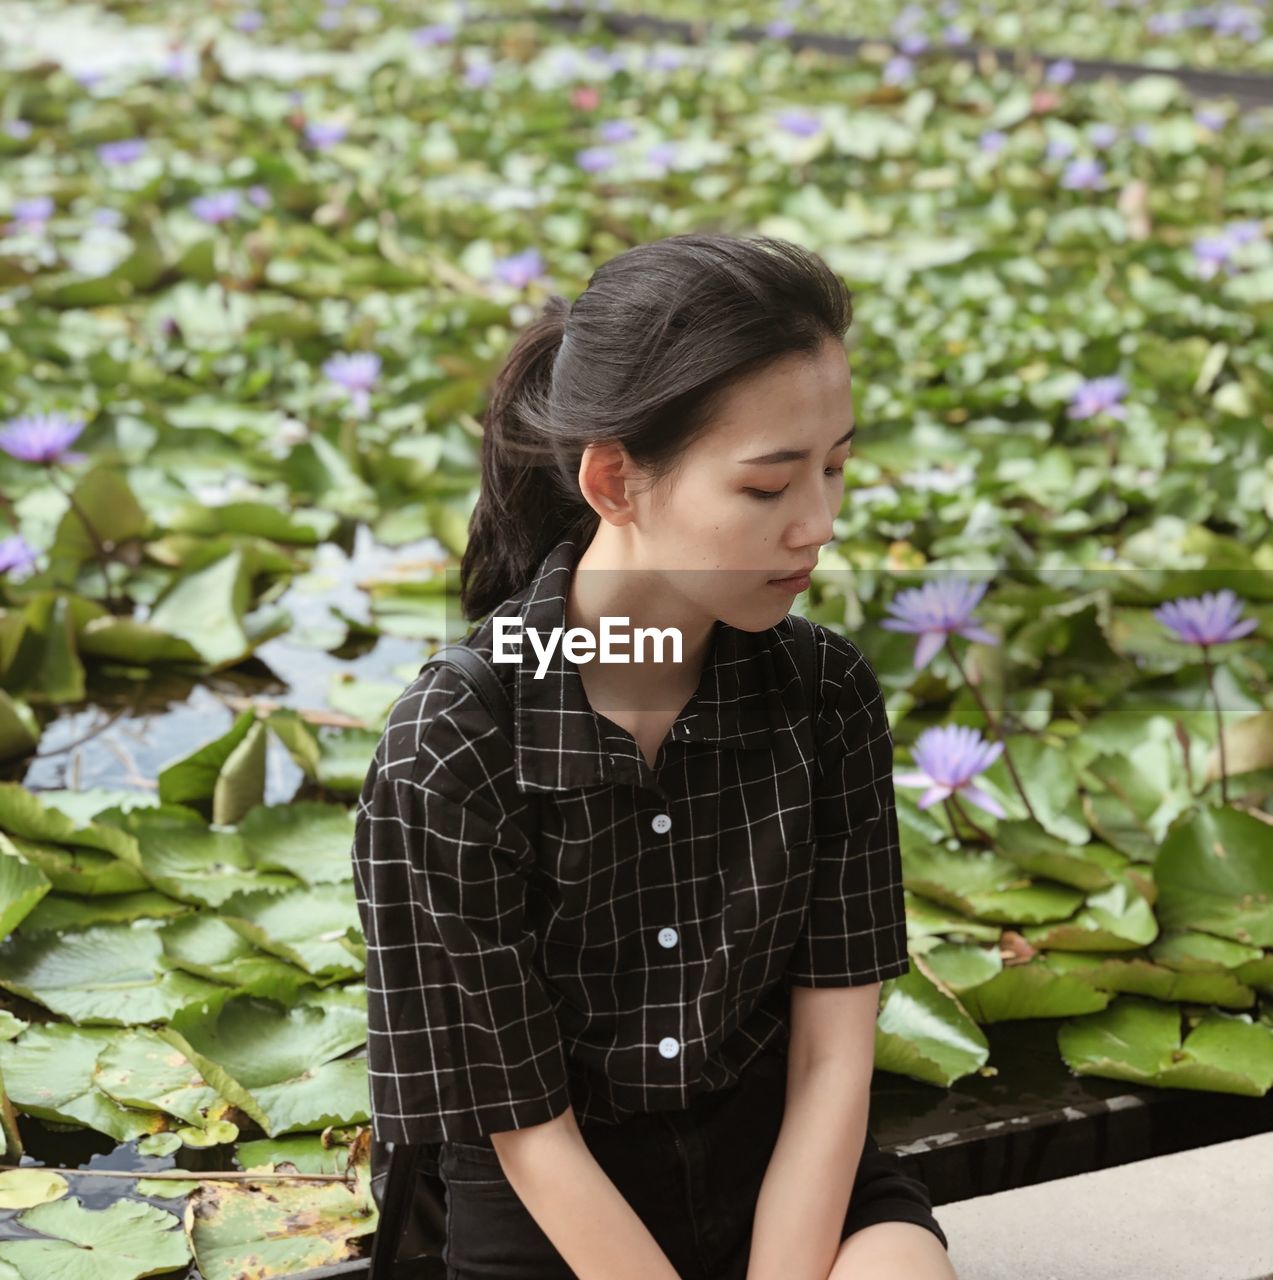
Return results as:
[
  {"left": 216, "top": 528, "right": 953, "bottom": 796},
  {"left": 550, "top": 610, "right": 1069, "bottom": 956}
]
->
[{"left": 352, "top": 232, "right": 956, "bottom": 1280}]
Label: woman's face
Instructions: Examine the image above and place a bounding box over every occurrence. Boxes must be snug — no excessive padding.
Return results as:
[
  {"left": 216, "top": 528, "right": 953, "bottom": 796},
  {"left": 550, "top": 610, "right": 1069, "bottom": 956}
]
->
[{"left": 633, "top": 334, "right": 856, "bottom": 633}]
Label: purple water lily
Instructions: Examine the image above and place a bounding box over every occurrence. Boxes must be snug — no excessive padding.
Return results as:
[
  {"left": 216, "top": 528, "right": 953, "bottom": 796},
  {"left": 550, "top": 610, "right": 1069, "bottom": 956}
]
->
[
  {"left": 1046, "top": 136, "right": 1076, "bottom": 161},
  {"left": 942, "top": 25, "right": 971, "bottom": 45},
  {"left": 96, "top": 138, "right": 146, "bottom": 166},
  {"left": 598, "top": 119, "right": 638, "bottom": 144},
  {"left": 464, "top": 62, "right": 494, "bottom": 89},
  {"left": 1067, "top": 374, "right": 1128, "bottom": 420},
  {"left": 1046, "top": 58, "right": 1076, "bottom": 85},
  {"left": 304, "top": 119, "right": 348, "bottom": 149},
  {"left": 190, "top": 189, "right": 241, "bottom": 224},
  {"left": 576, "top": 146, "right": 616, "bottom": 174},
  {"left": 246, "top": 184, "right": 271, "bottom": 209},
  {"left": 646, "top": 140, "right": 678, "bottom": 172},
  {"left": 7, "top": 195, "right": 54, "bottom": 233},
  {"left": 777, "top": 109, "right": 822, "bottom": 139},
  {"left": 1154, "top": 587, "right": 1259, "bottom": 803},
  {"left": 233, "top": 9, "right": 264, "bottom": 31},
  {"left": 979, "top": 129, "right": 1007, "bottom": 154},
  {"left": 1195, "top": 106, "right": 1227, "bottom": 131},
  {"left": 1154, "top": 589, "right": 1258, "bottom": 647},
  {"left": 883, "top": 55, "right": 914, "bottom": 85},
  {"left": 0, "top": 534, "right": 38, "bottom": 579},
  {"left": 1061, "top": 157, "right": 1105, "bottom": 190},
  {"left": 492, "top": 247, "right": 545, "bottom": 289},
  {"left": 4, "top": 119, "right": 33, "bottom": 139},
  {"left": 894, "top": 725, "right": 1007, "bottom": 819},
  {"left": 898, "top": 32, "right": 930, "bottom": 55},
  {"left": 881, "top": 578, "right": 999, "bottom": 671},
  {"left": 764, "top": 18, "right": 795, "bottom": 37},
  {"left": 645, "top": 48, "right": 686, "bottom": 73},
  {"left": 1192, "top": 219, "right": 1265, "bottom": 280},
  {"left": 412, "top": 23, "right": 456, "bottom": 45},
  {"left": 0, "top": 411, "right": 87, "bottom": 465},
  {"left": 322, "top": 352, "right": 381, "bottom": 415},
  {"left": 1087, "top": 122, "right": 1119, "bottom": 149}
]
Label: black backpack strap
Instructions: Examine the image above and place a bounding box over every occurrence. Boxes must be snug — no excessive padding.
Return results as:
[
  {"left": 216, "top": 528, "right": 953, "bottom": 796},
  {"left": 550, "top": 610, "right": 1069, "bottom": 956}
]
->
[
  {"left": 423, "top": 642, "right": 514, "bottom": 739},
  {"left": 788, "top": 613, "right": 822, "bottom": 772}
]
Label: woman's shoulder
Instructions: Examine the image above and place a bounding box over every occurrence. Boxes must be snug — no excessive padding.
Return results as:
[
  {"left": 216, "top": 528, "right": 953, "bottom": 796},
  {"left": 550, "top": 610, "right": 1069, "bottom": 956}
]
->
[{"left": 375, "top": 634, "right": 517, "bottom": 787}]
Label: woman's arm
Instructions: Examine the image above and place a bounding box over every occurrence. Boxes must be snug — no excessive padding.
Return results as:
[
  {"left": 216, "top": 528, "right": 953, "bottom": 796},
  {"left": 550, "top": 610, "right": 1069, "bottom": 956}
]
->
[
  {"left": 492, "top": 1107, "right": 685, "bottom": 1280},
  {"left": 744, "top": 1009, "right": 876, "bottom": 1280}
]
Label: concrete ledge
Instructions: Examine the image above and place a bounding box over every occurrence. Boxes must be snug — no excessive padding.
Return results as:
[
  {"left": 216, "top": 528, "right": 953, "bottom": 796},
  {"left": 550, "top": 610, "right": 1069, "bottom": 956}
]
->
[{"left": 936, "top": 1131, "right": 1273, "bottom": 1280}]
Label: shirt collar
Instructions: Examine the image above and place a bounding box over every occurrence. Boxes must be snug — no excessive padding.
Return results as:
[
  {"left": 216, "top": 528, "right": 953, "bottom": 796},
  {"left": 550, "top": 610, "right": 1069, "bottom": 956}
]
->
[{"left": 504, "top": 529, "right": 784, "bottom": 794}]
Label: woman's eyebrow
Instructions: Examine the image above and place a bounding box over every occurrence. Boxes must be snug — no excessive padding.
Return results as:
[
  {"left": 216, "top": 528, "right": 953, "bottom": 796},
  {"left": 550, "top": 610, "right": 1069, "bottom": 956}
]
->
[{"left": 737, "top": 423, "right": 856, "bottom": 466}]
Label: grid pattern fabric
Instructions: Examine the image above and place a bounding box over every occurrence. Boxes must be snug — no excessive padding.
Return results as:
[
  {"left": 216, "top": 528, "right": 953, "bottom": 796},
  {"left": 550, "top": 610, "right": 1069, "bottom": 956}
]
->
[{"left": 351, "top": 530, "right": 909, "bottom": 1147}]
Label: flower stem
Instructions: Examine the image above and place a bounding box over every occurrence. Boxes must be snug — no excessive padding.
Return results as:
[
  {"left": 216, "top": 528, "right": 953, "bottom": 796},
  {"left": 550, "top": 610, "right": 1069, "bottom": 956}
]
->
[
  {"left": 943, "top": 794, "right": 995, "bottom": 848},
  {"left": 944, "top": 636, "right": 1040, "bottom": 825},
  {"left": 47, "top": 469, "right": 119, "bottom": 611},
  {"left": 1200, "top": 644, "right": 1229, "bottom": 805}
]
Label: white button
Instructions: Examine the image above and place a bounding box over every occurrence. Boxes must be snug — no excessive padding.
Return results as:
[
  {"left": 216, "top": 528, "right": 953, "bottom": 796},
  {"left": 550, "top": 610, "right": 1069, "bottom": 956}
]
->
[
  {"left": 651, "top": 813, "right": 672, "bottom": 834},
  {"left": 657, "top": 927, "right": 678, "bottom": 948},
  {"left": 658, "top": 1037, "right": 680, "bottom": 1058}
]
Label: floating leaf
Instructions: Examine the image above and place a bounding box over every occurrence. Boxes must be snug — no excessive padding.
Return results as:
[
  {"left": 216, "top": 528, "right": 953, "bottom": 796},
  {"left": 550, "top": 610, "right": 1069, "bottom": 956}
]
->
[
  {"left": 0, "top": 921, "right": 224, "bottom": 1025},
  {"left": 874, "top": 965, "right": 989, "bottom": 1088},
  {"left": 1058, "top": 996, "right": 1273, "bottom": 1096},
  {"left": 0, "top": 1194, "right": 189, "bottom": 1280},
  {"left": 237, "top": 802, "right": 356, "bottom": 886},
  {"left": 0, "top": 1168, "right": 68, "bottom": 1210},
  {"left": 0, "top": 1024, "right": 163, "bottom": 1142},
  {"left": 184, "top": 1165, "right": 375, "bottom": 1280},
  {"left": 1155, "top": 805, "right": 1273, "bottom": 947}
]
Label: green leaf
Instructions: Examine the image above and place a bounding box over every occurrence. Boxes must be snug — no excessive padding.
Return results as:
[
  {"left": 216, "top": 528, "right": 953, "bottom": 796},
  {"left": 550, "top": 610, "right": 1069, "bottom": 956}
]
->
[
  {"left": 0, "top": 1195, "right": 189, "bottom": 1280},
  {"left": 0, "top": 1023, "right": 165, "bottom": 1142},
  {"left": 237, "top": 802, "right": 356, "bottom": 886},
  {"left": 0, "top": 921, "right": 224, "bottom": 1025},
  {"left": 1155, "top": 805, "right": 1273, "bottom": 947},
  {"left": 0, "top": 847, "right": 51, "bottom": 937},
  {"left": 874, "top": 964, "right": 990, "bottom": 1088},
  {"left": 1059, "top": 996, "right": 1273, "bottom": 1097},
  {"left": 186, "top": 1163, "right": 375, "bottom": 1280}
]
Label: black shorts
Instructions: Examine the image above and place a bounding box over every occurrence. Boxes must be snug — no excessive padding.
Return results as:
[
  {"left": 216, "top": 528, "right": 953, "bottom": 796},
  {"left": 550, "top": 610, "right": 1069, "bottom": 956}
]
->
[{"left": 437, "top": 1042, "right": 948, "bottom": 1280}]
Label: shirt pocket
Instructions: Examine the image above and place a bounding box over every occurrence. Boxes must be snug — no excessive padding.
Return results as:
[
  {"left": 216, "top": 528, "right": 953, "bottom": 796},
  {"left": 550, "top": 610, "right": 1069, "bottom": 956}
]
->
[{"left": 724, "top": 839, "right": 816, "bottom": 993}]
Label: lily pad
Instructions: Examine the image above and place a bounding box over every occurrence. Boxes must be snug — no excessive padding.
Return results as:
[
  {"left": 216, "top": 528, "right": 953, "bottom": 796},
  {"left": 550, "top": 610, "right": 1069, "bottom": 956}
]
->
[
  {"left": 993, "top": 820, "right": 1124, "bottom": 892},
  {"left": 160, "top": 990, "right": 369, "bottom": 1136},
  {"left": 217, "top": 883, "right": 364, "bottom": 979},
  {"left": 955, "top": 955, "right": 1113, "bottom": 1024},
  {"left": 0, "top": 920, "right": 225, "bottom": 1025},
  {"left": 0, "top": 1194, "right": 189, "bottom": 1280},
  {"left": 0, "top": 1167, "right": 68, "bottom": 1210},
  {"left": 158, "top": 913, "right": 316, "bottom": 999},
  {"left": 874, "top": 964, "right": 990, "bottom": 1088},
  {"left": 184, "top": 1165, "right": 375, "bottom": 1280},
  {"left": 236, "top": 802, "right": 356, "bottom": 886},
  {"left": 0, "top": 1023, "right": 165, "bottom": 1142},
  {"left": 903, "top": 843, "right": 1086, "bottom": 924},
  {"left": 1154, "top": 805, "right": 1273, "bottom": 947},
  {"left": 1058, "top": 996, "right": 1273, "bottom": 1096},
  {"left": 0, "top": 846, "right": 51, "bottom": 936},
  {"left": 93, "top": 1028, "right": 231, "bottom": 1129},
  {"left": 1021, "top": 881, "right": 1160, "bottom": 951}
]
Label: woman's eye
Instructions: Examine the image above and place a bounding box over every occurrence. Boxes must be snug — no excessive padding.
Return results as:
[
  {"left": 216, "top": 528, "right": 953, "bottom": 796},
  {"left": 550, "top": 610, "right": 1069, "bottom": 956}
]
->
[{"left": 745, "top": 465, "right": 846, "bottom": 502}]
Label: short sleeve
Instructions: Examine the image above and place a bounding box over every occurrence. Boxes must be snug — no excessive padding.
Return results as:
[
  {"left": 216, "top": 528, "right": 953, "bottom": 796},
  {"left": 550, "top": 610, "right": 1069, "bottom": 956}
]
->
[
  {"left": 785, "top": 632, "right": 911, "bottom": 989},
  {"left": 351, "top": 668, "right": 572, "bottom": 1146}
]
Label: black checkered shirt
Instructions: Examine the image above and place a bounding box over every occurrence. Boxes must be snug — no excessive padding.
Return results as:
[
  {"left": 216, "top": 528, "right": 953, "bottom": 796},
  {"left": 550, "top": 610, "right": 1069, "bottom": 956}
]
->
[{"left": 351, "top": 530, "right": 909, "bottom": 1147}]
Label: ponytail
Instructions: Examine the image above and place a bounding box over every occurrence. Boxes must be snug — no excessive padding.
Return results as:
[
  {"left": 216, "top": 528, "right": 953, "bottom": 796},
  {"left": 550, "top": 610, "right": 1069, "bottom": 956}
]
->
[{"left": 460, "top": 295, "right": 597, "bottom": 622}]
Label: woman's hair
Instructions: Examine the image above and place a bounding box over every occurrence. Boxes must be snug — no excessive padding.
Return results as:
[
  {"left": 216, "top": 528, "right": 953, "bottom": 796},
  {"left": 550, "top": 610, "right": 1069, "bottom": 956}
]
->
[{"left": 459, "top": 230, "right": 855, "bottom": 621}]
